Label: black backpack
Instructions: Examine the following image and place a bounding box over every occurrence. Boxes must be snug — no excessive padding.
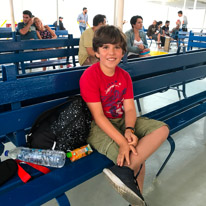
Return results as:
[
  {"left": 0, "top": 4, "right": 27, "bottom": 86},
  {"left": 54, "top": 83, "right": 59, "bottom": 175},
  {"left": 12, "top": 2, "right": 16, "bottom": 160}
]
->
[{"left": 27, "top": 95, "right": 92, "bottom": 152}]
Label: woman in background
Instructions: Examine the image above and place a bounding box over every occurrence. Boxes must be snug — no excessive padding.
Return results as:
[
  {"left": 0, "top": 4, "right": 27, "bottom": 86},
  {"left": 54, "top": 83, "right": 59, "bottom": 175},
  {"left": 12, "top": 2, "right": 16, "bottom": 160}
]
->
[
  {"left": 34, "top": 17, "right": 57, "bottom": 71},
  {"left": 34, "top": 17, "right": 57, "bottom": 40},
  {"left": 125, "top": 15, "right": 150, "bottom": 59}
]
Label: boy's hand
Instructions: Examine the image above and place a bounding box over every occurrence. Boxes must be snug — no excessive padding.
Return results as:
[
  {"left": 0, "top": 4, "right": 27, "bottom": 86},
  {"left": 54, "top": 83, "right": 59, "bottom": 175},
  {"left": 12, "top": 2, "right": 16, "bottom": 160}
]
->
[
  {"left": 117, "top": 139, "right": 138, "bottom": 167},
  {"left": 117, "top": 143, "right": 131, "bottom": 167},
  {"left": 125, "top": 130, "right": 139, "bottom": 147}
]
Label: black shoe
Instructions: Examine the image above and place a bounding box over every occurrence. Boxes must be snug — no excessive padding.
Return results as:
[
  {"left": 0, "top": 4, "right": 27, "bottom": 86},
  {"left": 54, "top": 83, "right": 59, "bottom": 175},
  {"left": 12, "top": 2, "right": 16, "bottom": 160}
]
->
[{"left": 103, "top": 165, "right": 145, "bottom": 206}]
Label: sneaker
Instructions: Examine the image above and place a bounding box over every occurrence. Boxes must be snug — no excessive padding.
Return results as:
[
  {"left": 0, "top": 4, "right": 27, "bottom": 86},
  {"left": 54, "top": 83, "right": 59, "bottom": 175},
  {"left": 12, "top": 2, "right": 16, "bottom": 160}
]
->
[{"left": 103, "top": 165, "right": 145, "bottom": 206}]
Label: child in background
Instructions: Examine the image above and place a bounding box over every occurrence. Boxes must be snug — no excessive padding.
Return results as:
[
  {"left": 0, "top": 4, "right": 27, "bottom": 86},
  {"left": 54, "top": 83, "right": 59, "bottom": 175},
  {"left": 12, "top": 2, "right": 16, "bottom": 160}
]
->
[{"left": 80, "top": 25, "right": 169, "bottom": 206}]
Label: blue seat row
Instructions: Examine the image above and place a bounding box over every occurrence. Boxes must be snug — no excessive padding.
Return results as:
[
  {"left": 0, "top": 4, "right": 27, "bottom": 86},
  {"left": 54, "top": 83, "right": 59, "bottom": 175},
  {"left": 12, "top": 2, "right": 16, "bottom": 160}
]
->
[{"left": 0, "top": 34, "right": 79, "bottom": 74}]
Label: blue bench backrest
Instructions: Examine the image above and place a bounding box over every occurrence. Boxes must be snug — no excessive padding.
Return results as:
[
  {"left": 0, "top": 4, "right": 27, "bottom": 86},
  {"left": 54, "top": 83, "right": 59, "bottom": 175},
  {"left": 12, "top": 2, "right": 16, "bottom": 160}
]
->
[
  {"left": 0, "top": 50, "right": 206, "bottom": 147},
  {"left": 187, "top": 31, "right": 206, "bottom": 51},
  {"left": 55, "top": 30, "right": 69, "bottom": 38},
  {"left": 0, "top": 35, "right": 79, "bottom": 67}
]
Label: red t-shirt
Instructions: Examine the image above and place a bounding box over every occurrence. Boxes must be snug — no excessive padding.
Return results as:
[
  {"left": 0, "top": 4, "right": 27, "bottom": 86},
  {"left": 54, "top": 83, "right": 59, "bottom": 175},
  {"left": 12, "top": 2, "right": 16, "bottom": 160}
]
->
[{"left": 80, "top": 62, "right": 134, "bottom": 119}]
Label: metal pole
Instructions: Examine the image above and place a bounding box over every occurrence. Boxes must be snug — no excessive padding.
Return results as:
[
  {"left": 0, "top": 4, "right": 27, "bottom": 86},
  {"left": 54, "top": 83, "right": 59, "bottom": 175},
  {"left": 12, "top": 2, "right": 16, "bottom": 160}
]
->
[
  {"left": 183, "top": 0, "right": 187, "bottom": 11},
  {"left": 202, "top": 9, "right": 206, "bottom": 31},
  {"left": 113, "top": 0, "right": 117, "bottom": 26},
  {"left": 193, "top": 0, "right": 197, "bottom": 10},
  {"left": 9, "top": 0, "right": 15, "bottom": 32},
  {"left": 166, "top": 6, "right": 169, "bottom": 20},
  {"left": 57, "top": 0, "right": 59, "bottom": 26},
  {"left": 116, "top": 0, "right": 124, "bottom": 30}
]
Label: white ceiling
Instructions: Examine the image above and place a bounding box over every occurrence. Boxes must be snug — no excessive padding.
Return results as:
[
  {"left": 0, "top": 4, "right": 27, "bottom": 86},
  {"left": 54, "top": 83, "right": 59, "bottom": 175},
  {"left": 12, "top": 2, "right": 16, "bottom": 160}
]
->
[{"left": 147, "top": 0, "right": 206, "bottom": 9}]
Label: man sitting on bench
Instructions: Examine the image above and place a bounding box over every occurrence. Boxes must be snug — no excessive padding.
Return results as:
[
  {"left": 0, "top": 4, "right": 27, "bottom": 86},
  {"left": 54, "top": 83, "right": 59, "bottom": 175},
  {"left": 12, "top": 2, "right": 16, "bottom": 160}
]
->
[
  {"left": 17, "top": 10, "right": 38, "bottom": 40},
  {"left": 78, "top": 14, "right": 106, "bottom": 66}
]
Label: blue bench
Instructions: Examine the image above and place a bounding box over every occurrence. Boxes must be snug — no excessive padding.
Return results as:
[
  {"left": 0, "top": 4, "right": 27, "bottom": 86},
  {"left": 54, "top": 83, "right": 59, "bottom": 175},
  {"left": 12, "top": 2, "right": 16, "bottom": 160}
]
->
[
  {"left": 0, "top": 49, "right": 205, "bottom": 205},
  {"left": 177, "top": 31, "right": 189, "bottom": 53},
  {"left": 0, "top": 35, "right": 79, "bottom": 74},
  {"left": 187, "top": 31, "right": 206, "bottom": 51},
  {"left": 0, "top": 28, "right": 14, "bottom": 40},
  {"left": 55, "top": 30, "right": 69, "bottom": 38}
]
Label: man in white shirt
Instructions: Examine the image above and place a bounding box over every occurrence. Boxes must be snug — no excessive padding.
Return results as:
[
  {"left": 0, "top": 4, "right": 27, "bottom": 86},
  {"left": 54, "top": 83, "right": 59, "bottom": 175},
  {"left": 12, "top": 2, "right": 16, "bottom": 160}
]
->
[{"left": 178, "top": 10, "right": 188, "bottom": 32}]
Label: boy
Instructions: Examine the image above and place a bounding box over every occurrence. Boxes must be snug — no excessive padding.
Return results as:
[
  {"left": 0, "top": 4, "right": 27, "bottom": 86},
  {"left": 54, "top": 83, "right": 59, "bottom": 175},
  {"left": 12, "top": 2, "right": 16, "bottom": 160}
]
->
[{"left": 80, "top": 25, "right": 169, "bottom": 206}]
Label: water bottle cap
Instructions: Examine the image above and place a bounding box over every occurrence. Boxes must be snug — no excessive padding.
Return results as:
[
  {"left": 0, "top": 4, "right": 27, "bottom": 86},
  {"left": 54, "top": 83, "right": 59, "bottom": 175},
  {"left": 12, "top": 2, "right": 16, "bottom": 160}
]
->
[
  {"left": 66, "top": 152, "right": 72, "bottom": 158},
  {"left": 4, "top": 150, "right": 9, "bottom": 156}
]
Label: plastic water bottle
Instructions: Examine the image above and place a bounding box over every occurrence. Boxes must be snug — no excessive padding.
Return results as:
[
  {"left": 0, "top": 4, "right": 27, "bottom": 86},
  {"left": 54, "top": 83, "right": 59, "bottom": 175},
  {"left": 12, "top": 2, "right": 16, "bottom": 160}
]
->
[{"left": 5, "top": 147, "right": 66, "bottom": 168}]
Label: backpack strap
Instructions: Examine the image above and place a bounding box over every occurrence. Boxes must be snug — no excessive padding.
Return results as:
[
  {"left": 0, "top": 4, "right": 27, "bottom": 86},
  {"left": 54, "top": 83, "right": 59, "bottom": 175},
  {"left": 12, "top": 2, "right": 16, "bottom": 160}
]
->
[{"left": 15, "top": 160, "right": 51, "bottom": 183}]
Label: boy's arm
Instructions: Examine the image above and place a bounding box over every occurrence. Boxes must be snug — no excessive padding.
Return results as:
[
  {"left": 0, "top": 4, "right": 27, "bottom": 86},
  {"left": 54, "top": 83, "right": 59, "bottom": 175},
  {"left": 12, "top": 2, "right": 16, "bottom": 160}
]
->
[
  {"left": 124, "top": 99, "right": 137, "bottom": 129},
  {"left": 123, "top": 99, "right": 139, "bottom": 147},
  {"left": 87, "top": 102, "right": 137, "bottom": 166}
]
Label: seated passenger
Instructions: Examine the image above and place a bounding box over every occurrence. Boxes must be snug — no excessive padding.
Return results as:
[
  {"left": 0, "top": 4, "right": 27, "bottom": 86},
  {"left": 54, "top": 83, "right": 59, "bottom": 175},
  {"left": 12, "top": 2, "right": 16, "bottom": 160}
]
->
[
  {"left": 18, "top": 10, "right": 38, "bottom": 40},
  {"left": 53, "top": 16, "right": 66, "bottom": 30},
  {"left": 171, "top": 21, "right": 181, "bottom": 41},
  {"left": 147, "top": 20, "right": 161, "bottom": 48},
  {"left": 125, "top": 15, "right": 150, "bottom": 59},
  {"left": 34, "top": 17, "right": 57, "bottom": 40},
  {"left": 156, "top": 21, "right": 165, "bottom": 47},
  {"left": 78, "top": 14, "right": 106, "bottom": 66},
  {"left": 34, "top": 17, "right": 57, "bottom": 71},
  {"left": 162, "top": 20, "right": 170, "bottom": 37}
]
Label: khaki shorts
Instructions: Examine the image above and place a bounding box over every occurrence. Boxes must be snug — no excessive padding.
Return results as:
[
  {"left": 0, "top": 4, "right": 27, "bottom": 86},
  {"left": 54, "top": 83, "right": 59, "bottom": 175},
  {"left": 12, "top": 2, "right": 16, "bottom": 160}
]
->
[{"left": 87, "top": 117, "right": 167, "bottom": 164}]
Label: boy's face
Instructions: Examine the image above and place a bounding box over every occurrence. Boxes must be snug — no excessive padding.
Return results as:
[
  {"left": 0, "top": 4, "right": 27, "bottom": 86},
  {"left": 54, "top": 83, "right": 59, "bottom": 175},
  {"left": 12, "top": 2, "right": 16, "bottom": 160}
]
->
[{"left": 95, "top": 43, "right": 124, "bottom": 73}]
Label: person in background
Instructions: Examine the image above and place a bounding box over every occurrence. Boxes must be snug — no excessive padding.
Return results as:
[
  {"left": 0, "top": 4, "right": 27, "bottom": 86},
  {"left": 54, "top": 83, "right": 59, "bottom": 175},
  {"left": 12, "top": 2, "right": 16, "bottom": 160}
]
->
[
  {"left": 53, "top": 16, "right": 66, "bottom": 30},
  {"left": 147, "top": 20, "right": 161, "bottom": 48},
  {"left": 77, "top": 7, "right": 88, "bottom": 34},
  {"left": 125, "top": 15, "right": 150, "bottom": 59},
  {"left": 18, "top": 10, "right": 37, "bottom": 40},
  {"left": 156, "top": 21, "right": 164, "bottom": 48},
  {"left": 171, "top": 20, "right": 181, "bottom": 46},
  {"left": 34, "top": 17, "right": 57, "bottom": 40},
  {"left": 178, "top": 10, "right": 188, "bottom": 32},
  {"left": 162, "top": 20, "right": 170, "bottom": 37},
  {"left": 78, "top": 14, "right": 106, "bottom": 66},
  {"left": 34, "top": 17, "right": 57, "bottom": 71},
  {"left": 80, "top": 25, "right": 169, "bottom": 206}
]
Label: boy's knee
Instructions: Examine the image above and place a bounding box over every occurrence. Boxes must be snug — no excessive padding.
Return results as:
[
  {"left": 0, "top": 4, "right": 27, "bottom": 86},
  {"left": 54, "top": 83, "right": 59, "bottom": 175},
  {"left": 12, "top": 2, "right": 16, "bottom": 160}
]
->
[{"left": 161, "top": 125, "right": 170, "bottom": 137}]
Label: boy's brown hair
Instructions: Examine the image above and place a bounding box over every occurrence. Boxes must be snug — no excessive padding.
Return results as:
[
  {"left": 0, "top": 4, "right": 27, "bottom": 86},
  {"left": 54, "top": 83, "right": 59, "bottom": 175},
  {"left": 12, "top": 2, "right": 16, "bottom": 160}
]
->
[{"left": 93, "top": 25, "right": 127, "bottom": 54}]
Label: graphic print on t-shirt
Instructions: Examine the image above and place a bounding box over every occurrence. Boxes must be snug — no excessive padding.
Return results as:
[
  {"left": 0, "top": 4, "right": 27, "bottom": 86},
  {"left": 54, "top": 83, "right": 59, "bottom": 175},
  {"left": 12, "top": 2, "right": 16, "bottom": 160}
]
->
[{"left": 101, "top": 80, "right": 127, "bottom": 118}]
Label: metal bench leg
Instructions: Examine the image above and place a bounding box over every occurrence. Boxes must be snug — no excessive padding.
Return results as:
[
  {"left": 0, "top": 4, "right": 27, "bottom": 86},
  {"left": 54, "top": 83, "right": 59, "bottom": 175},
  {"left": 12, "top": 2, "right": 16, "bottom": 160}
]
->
[
  {"left": 176, "top": 86, "right": 182, "bottom": 100},
  {"left": 182, "top": 83, "right": 187, "bottom": 98},
  {"left": 136, "top": 99, "right": 142, "bottom": 116},
  {"left": 156, "top": 135, "right": 175, "bottom": 177},
  {"left": 56, "top": 193, "right": 71, "bottom": 206},
  {"left": 0, "top": 142, "right": 5, "bottom": 159}
]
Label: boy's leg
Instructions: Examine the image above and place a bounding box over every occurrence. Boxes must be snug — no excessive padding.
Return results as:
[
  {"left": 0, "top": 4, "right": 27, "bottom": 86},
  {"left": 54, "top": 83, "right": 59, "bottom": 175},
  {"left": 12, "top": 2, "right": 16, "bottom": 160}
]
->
[
  {"left": 136, "top": 163, "right": 145, "bottom": 194},
  {"left": 126, "top": 125, "right": 169, "bottom": 175},
  {"left": 88, "top": 120, "right": 146, "bottom": 205},
  {"left": 123, "top": 117, "right": 169, "bottom": 193}
]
